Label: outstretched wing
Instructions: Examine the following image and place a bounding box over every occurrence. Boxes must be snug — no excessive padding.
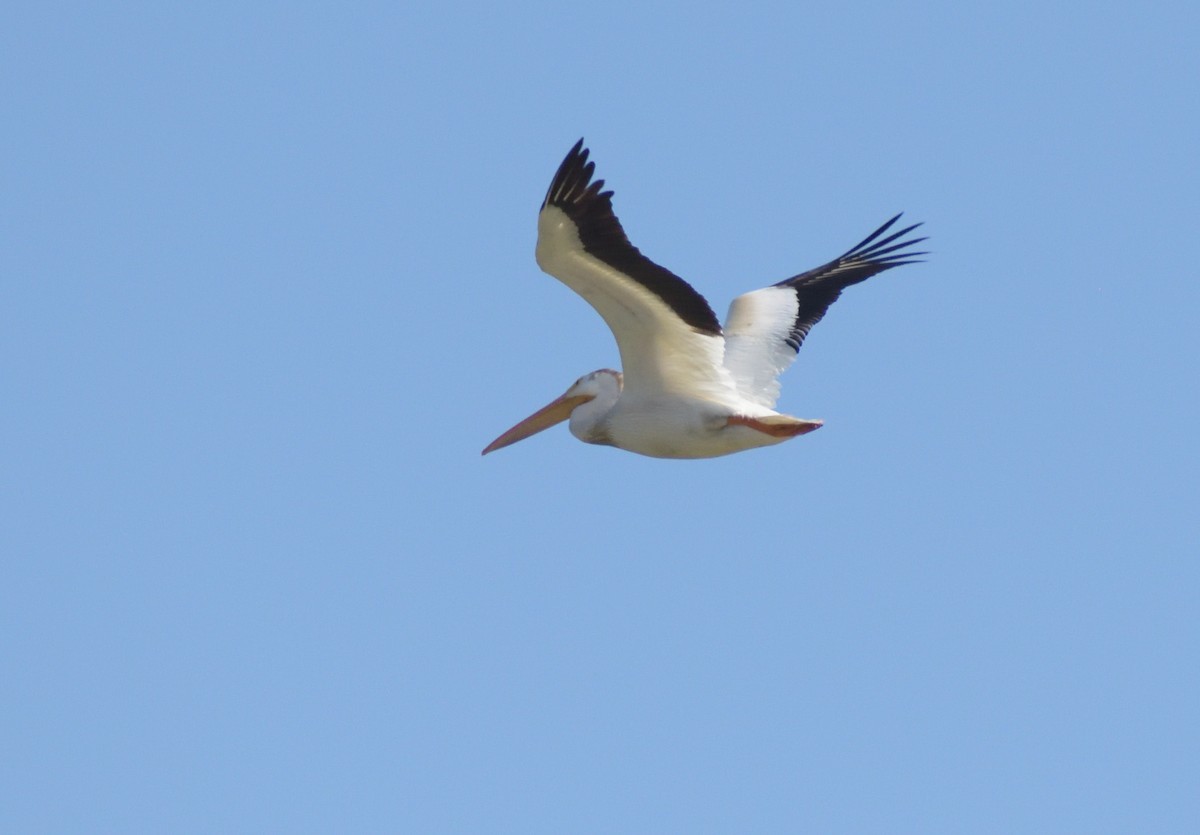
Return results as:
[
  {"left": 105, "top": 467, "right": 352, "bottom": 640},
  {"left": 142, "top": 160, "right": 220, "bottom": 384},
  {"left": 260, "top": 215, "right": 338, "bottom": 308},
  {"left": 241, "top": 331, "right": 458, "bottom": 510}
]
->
[
  {"left": 722, "top": 214, "right": 927, "bottom": 408},
  {"left": 535, "top": 140, "right": 733, "bottom": 399}
]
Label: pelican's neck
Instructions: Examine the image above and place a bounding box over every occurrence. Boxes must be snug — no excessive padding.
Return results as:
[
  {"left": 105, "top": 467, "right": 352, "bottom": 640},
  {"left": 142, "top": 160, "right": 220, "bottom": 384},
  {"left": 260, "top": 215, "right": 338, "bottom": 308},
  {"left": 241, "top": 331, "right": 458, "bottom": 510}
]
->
[{"left": 568, "top": 369, "right": 622, "bottom": 447}]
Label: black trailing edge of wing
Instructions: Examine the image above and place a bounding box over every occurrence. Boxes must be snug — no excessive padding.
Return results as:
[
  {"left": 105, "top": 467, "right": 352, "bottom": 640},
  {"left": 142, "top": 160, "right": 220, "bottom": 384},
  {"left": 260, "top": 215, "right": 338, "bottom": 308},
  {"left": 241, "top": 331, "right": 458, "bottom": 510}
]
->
[
  {"left": 775, "top": 213, "right": 928, "bottom": 352},
  {"left": 542, "top": 139, "right": 723, "bottom": 336}
]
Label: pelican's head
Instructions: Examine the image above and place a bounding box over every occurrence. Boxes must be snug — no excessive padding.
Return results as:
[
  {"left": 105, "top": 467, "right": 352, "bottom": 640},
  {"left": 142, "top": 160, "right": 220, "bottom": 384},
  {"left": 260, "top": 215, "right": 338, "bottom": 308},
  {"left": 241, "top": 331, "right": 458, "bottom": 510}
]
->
[{"left": 482, "top": 369, "right": 622, "bottom": 455}]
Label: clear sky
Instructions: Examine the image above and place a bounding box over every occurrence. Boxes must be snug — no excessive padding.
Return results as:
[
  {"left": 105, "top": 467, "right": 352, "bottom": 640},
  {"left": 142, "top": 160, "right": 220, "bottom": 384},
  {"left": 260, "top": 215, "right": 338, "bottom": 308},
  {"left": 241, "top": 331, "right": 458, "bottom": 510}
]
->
[{"left": 4, "top": 1, "right": 1198, "bottom": 831}]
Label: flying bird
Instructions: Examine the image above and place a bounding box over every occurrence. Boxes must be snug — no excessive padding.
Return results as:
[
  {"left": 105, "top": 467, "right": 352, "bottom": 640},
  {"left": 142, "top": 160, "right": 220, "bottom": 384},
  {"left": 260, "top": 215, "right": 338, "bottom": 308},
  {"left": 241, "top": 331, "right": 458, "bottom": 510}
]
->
[{"left": 483, "top": 140, "right": 927, "bottom": 459}]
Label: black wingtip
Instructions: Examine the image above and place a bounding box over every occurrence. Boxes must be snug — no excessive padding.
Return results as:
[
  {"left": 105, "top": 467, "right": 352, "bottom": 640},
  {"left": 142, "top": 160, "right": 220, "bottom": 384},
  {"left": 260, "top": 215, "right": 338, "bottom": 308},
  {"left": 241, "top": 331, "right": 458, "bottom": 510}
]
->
[
  {"left": 543, "top": 139, "right": 591, "bottom": 210},
  {"left": 843, "top": 213, "right": 924, "bottom": 257},
  {"left": 770, "top": 213, "right": 928, "bottom": 352}
]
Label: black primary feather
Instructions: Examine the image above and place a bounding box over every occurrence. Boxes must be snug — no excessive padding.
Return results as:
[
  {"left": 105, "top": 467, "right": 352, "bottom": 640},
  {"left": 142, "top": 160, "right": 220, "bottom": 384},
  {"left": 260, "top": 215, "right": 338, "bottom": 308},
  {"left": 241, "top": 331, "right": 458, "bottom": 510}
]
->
[{"left": 775, "top": 213, "right": 927, "bottom": 351}]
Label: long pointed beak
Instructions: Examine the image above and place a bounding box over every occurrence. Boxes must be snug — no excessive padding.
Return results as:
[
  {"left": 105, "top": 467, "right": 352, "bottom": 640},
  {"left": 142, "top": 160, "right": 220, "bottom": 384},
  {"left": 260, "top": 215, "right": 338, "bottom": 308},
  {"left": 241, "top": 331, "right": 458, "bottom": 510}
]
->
[{"left": 482, "top": 393, "right": 594, "bottom": 455}]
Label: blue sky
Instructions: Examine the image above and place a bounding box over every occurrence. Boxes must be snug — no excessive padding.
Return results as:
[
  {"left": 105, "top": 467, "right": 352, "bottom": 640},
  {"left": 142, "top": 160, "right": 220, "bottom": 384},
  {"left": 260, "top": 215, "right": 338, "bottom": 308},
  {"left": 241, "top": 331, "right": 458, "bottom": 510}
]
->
[{"left": 4, "top": 1, "right": 1198, "bottom": 831}]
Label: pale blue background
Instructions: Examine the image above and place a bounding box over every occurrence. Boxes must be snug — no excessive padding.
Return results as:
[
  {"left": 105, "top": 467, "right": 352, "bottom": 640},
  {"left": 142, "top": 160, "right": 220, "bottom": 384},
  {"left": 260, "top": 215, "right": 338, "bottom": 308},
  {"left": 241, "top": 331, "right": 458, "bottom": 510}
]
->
[{"left": 4, "top": 1, "right": 1198, "bottom": 832}]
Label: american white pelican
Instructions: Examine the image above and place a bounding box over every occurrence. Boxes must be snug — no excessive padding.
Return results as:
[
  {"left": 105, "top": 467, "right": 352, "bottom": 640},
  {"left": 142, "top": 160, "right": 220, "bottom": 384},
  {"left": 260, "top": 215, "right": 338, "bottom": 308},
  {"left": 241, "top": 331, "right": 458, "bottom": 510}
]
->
[{"left": 483, "top": 139, "right": 927, "bottom": 459}]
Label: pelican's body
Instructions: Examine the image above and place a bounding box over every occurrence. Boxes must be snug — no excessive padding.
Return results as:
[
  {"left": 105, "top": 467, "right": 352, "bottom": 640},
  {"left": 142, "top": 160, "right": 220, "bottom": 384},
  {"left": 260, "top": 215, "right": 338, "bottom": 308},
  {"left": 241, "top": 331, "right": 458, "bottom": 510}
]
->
[
  {"left": 484, "top": 140, "right": 927, "bottom": 459},
  {"left": 554, "top": 369, "right": 802, "bottom": 459}
]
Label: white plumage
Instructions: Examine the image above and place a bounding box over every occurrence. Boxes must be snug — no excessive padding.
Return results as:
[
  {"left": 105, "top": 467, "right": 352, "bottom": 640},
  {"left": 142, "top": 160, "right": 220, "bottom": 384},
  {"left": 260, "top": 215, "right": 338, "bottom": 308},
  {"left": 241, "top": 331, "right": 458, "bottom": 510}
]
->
[{"left": 722, "top": 286, "right": 808, "bottom": 409}]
